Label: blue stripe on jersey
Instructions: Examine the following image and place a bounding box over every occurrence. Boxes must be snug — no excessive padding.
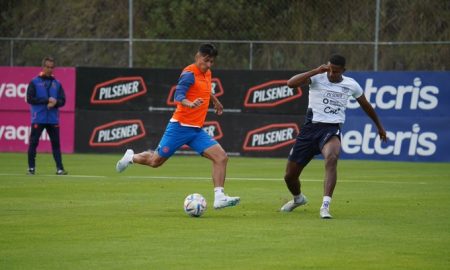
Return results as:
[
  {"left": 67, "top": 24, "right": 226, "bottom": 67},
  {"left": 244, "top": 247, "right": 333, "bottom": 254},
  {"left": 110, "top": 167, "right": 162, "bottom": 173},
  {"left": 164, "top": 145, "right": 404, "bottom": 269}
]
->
[{"left": 174, "top": 71, "right": 195, "bottom": 102}]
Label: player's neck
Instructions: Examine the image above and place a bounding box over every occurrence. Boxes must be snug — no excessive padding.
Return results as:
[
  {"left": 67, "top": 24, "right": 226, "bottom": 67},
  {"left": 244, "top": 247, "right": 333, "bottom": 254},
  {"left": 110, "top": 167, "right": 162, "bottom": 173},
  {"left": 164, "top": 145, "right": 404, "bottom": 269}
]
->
[{"left": 328, "top": 77, "right": 343, "bottom": 83}]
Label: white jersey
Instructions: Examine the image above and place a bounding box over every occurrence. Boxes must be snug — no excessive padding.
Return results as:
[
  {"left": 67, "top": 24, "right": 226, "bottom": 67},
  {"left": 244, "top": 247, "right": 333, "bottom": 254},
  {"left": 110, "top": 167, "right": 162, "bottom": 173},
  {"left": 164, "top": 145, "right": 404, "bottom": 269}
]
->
[{"left": 307, "top": 73, "right": 363, "bottom": 124}]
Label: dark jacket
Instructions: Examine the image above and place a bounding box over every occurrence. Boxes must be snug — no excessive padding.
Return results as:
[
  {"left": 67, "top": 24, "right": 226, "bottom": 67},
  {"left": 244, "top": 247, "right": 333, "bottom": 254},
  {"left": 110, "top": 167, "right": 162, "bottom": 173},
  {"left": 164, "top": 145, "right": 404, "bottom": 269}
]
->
[{"left": 26, "top": 74, "right": 66, "bottom": 124}]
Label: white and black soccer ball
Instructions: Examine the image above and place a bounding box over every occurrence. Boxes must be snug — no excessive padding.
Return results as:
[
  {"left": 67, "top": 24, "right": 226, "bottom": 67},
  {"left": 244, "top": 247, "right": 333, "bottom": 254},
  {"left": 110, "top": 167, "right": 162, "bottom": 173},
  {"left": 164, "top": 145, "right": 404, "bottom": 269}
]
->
[{"left": 183, "top": 193, "right": 207, "bottom": 217}]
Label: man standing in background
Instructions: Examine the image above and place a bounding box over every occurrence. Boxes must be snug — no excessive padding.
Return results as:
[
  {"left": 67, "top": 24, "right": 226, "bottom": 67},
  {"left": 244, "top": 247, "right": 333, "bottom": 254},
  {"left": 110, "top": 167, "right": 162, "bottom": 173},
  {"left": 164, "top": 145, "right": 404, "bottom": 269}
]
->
[{"left": 26, "top": 56, "right": 68, "bottom": 175}]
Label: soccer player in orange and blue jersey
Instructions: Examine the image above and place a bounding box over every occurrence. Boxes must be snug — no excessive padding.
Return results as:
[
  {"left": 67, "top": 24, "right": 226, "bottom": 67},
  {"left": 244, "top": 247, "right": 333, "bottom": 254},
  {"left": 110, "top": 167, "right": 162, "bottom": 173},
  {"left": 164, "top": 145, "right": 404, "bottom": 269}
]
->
[{"left": 116, "top": 43, "right": 240, "bottom": 209}]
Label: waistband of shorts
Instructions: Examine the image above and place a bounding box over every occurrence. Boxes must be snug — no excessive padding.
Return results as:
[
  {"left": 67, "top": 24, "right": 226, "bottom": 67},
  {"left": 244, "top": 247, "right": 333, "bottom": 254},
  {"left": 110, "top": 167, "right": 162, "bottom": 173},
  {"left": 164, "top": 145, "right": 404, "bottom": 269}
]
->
[{"left": 308, "top": 121, "right": 341, "bottom": 127}]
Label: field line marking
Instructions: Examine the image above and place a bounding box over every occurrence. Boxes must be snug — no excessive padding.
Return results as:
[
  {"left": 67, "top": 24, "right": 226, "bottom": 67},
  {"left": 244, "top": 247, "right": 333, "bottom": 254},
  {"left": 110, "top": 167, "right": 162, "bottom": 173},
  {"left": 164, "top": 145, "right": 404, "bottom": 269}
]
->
[
  {"left": 124, "top": 175, "right": 426, "bottom": 185},
  {"left": 0, "top": 173, "right": 106, "bottom": 178},
  {"left": 0, "top": 173, "right": 426, "bottom": 184}
]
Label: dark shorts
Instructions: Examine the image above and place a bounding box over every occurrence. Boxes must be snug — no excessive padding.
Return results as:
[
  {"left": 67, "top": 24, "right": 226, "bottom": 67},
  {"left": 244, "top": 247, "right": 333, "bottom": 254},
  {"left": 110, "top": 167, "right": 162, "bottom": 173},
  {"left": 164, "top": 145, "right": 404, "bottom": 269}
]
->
[{"left": 288, "top": 122, "right": 341, "bottom": 166}]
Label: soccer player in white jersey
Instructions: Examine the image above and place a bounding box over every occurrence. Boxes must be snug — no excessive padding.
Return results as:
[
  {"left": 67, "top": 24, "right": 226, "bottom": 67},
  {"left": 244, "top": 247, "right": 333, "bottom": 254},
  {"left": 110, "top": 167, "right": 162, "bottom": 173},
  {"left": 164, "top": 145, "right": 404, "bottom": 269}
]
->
[{"left": 280, "top": 54, "right": 387, "bottom": 218}]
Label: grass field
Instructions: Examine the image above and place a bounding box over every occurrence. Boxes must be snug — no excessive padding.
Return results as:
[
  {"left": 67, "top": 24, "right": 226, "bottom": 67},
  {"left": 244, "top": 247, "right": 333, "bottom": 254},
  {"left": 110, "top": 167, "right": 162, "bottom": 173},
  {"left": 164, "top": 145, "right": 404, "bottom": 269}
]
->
[{"left": 1, "top": 152, "right": 449, "bottom": 269}]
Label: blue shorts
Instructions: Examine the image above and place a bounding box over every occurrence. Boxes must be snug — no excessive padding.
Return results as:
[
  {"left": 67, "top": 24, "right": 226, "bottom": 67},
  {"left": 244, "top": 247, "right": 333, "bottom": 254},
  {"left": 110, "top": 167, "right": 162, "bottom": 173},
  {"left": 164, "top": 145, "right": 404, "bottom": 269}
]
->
[
  {"left": 288, "top": 122, "right": 341, "bottom": 166},
  {"left": 156, "top": 121, "right": 218, "bottom": 158}
]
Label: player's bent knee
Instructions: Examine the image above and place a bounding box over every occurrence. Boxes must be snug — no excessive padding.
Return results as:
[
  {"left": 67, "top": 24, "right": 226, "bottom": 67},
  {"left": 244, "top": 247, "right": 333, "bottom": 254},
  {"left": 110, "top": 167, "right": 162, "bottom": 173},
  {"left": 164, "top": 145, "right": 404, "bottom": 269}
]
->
[
  {"left": 211, "top": 154, "right": 228, "bottom": 165},
  {"left": 219, "top": 153, "right": 228, "bottom": 164},
  {"left": 147, "top": 158, "right": 166, "bottom": 168},
  {"left": 324, "top": 153, "right": 339, "bottom": 165},
  {"left": 148, "top": 162, "right": 160, "bottom": 168},
  {"left": 284, "top": 173, "right": 297, "bottom": 183}
]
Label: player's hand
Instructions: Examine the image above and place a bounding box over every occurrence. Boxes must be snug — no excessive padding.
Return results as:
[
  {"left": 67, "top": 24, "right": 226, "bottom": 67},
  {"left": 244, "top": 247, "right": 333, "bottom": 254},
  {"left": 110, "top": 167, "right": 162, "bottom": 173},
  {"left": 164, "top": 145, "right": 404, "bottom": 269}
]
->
[
  {"left": 47, "top": 97, "right": 57, "bottom": 108},
  {"left": 378, "top": 127, "right": 387, "bottom": 142},
  {"left": 316, "top": 64, "right": 330, "bottom": 74},
  {"left": 190, "top": 98, "right": 204, "bottom": 108},
  {"left": 213, "top": 101, "right": 223, "bottom": 115}
]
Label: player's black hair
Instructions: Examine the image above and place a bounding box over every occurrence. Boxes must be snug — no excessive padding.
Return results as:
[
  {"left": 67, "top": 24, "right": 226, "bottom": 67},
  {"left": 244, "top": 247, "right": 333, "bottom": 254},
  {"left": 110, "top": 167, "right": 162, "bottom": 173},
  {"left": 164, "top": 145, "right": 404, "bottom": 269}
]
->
[
  {"left": 198, "top": 43, "right": 218, "bottom": 58},
  {"left": 329, "top": 54, "right": 346, "bottom": 67}
]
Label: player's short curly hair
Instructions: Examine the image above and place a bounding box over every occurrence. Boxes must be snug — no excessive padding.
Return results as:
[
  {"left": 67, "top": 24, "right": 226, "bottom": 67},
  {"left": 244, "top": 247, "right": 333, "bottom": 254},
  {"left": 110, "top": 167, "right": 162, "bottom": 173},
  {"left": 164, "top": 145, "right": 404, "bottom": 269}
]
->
[
  {"left": 198, "top": 43, "right": 218, "bottom": 58},
  {"left": 329, "top": 54, "right": 346, "bottom": 67}
]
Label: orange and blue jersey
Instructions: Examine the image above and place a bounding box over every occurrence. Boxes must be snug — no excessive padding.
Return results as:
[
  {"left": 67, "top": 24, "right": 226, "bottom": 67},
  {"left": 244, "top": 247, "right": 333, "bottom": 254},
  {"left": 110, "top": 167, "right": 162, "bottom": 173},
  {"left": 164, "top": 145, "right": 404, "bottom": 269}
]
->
[
  {"left": 156, "top": 64, "right": 217, "bottom": 157},
  {"left": 171, "top": 64, "right": 211, "bottom": 127}
]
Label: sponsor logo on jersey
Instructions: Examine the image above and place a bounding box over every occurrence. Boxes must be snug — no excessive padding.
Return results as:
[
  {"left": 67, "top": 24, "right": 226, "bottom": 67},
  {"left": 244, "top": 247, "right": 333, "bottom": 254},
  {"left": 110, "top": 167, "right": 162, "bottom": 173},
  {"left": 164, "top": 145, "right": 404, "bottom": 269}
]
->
[
  {"left": 244, "top": 80, "right": 302, "bottom": 108},
  {"left": 166, "top": 78, "right": 224, "bottom": 106},
  {"left": 323, "top": 98, "right": 344, "bottom": 107},
  {"left": 90, "top": 77, "right": 147, "bottom": 104},
  {"left": 347, "top": 77, "right": 439, "bottom": 110},
  {"left": 89, "top": 119, "right": 146, "bottom": 147},
  {"left": 243, "top": 123, "right": 299, "bottom": 151},
  {"left": 323, "top": 91, "right": 346, "bottom": 99},
  {"left": 324, "top": 106, "right": 342, "bottom": 115}
]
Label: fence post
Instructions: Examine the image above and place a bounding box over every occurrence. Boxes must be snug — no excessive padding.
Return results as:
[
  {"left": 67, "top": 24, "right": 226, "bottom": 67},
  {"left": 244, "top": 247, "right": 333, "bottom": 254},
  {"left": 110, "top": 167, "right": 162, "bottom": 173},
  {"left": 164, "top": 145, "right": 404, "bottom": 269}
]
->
[
  {"left": 128, "top": 0, "right": 133, "bottom": 67},
  {"left": 374, "top": 0, "right": 381, "bottom": 71},
  {"left": 249, "top": 42, "right": 253, "bottom": 70},
  {"left": 10, "top": 40, "right": 14, "bottom": 66}
]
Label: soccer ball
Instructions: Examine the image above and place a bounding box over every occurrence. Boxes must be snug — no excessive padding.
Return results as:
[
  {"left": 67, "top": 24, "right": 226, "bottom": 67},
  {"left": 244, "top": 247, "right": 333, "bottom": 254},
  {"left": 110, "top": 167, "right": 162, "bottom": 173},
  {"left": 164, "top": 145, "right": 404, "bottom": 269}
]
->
[{"left": 183, "top": 193, "right": 207, "bottom": 217}]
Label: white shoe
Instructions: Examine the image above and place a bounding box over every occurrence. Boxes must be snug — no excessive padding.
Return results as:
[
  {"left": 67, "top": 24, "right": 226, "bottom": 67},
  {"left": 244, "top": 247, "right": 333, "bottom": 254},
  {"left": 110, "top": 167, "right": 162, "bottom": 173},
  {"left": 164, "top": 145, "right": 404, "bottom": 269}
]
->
[
  {"left": 116, "top": 149, "right": 134, "bottom": 173},
  {"left": 320, "top": 207, "right": 332, "bottom": 219},
  {"left": 214, "top": 195, "right": 240, "bottom": 209},
  {"left": 280, "top": 195, "right": 308, "bottom": 212}
]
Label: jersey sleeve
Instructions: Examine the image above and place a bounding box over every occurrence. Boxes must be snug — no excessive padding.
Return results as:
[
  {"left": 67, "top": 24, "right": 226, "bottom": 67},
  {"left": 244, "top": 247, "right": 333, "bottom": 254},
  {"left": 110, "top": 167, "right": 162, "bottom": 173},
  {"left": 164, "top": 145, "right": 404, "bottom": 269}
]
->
[
  {"left": 55, "top": 83, "right": 66, "bottom": 108},
  {"left": 351, "top": 80, "right": 364, "bottom": 99},
  {"left": 174, "top": 71, "right": 195, "bottom": 102},
  {"left": 26, "top": 80, "right": 48, "bottom": 105},
  {"left": 309, "top": 74, "right": 320, "bottom": 88}
]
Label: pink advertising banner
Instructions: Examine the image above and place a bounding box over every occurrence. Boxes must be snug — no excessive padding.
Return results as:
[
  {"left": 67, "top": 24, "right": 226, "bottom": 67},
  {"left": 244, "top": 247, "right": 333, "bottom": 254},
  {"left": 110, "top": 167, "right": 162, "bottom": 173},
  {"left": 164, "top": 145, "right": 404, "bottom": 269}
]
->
[
  {"left": 0, "top": 111, "right": 74, "bottom": 153},
  {"left": 0, "top": 66, "right": 76, "bottom": 111},
  {"left": 0, "top": 66, "right": 76, "bottom": 153}
]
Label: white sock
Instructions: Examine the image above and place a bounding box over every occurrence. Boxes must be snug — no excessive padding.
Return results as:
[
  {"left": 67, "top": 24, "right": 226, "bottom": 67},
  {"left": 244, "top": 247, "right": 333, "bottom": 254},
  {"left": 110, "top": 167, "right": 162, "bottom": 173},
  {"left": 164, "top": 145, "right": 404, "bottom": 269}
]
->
[
  {"left": 214, "top": 187, "right": 225, "bottom": 200},
  {"left": 322, "top": 196, "right": 332, "bottom": 209},
  {"left": 293, "top": 194, "right": 304, "bottom": 203}
]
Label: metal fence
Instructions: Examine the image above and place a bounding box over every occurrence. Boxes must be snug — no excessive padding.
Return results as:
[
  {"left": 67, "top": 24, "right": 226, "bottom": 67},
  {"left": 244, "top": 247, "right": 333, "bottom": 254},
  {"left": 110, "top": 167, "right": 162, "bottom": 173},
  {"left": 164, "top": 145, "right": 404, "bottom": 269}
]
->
[{"left": 1, "top": 0, "right": 449, "bottom": 71}]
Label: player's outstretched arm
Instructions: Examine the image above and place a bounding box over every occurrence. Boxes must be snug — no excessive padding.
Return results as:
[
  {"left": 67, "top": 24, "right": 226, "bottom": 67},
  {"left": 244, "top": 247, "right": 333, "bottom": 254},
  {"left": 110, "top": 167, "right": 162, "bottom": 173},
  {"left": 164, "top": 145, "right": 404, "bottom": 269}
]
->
[
  {"left": 287, "top": 64, "right": 329, "bottom": 88},
  {"left": 356, "top": 95, "right": 387, "bottom": 142}
]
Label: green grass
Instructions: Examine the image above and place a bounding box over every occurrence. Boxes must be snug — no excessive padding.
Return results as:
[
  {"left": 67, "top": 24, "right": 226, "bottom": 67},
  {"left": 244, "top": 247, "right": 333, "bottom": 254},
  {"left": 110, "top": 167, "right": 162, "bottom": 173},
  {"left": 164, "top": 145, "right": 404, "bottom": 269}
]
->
[{"left": 1, "top": 153, "right": 449, "bottom": 270}]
